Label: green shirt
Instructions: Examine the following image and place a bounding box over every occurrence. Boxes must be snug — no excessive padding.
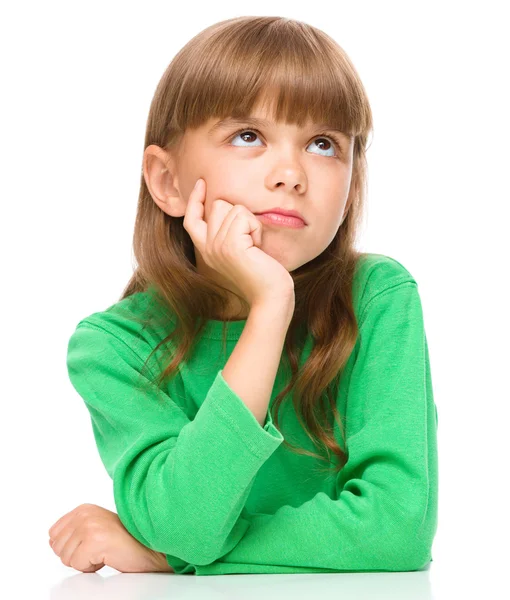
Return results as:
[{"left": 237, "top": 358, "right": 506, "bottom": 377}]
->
[{"left": 66, "top": 252, "right": 438, "bottom": 575}]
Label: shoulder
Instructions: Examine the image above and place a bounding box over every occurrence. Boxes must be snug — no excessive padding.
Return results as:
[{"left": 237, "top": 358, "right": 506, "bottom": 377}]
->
[
  {"left": 69, "top": 286, "right": 176, "bottom": 362},
  {"left": 353, "top": 252, "right": 418, "bottom": 324}
]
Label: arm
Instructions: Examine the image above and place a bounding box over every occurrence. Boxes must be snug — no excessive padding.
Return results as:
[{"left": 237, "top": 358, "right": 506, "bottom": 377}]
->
[
  {"left": 190, "top": 282, "right": 439, "bottom": 574},
  {"left": 153, "top": 550, "right": 174, "bottom": 572},
  {"left": 66, "top": 319, "right": 286, "bottom": 568},
  {"left": 222, "top": 300, "right": 294, "bottom": 426}
]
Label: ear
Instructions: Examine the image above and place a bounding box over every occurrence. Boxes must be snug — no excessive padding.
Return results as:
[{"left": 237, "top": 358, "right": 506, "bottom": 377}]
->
[{"left": 143, "top": 144, "right": 187, "bottom": 217}]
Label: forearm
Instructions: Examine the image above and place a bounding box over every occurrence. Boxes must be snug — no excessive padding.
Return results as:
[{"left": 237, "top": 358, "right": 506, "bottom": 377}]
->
[
  {"left": 222, "top": 300, "right": 294, "bottom": 426},
  {"left": 145, "top": 304, "right": 292, "bottom": 568}
]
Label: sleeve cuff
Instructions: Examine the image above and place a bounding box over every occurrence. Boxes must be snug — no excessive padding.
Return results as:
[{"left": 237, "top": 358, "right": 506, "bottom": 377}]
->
[{"left": 204, "top": 369, "right": 284, "bottom": 459}]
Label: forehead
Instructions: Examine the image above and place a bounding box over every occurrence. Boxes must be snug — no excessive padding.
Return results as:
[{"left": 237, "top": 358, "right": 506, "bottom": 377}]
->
[{"left": 205, "top": 92, "right": 352, "bottom": 141}]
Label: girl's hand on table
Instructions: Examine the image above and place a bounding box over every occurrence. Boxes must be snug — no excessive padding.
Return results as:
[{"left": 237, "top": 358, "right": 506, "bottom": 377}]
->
[{"left": 48, "top": 503, "right": 173, "bottom": 573}]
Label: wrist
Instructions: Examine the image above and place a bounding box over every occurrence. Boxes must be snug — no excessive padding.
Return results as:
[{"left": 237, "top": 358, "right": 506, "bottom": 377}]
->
[
  {"left": 250, "top": 296, "right": 295, "bottom": 324},
  {"left": 149, "top": 549, "right": 174, "bottom": 572}
]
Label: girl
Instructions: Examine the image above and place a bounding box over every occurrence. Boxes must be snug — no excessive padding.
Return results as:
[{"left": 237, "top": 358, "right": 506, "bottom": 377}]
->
[{"left": 49, "top": 16, "right": 438, "bottom": 576}]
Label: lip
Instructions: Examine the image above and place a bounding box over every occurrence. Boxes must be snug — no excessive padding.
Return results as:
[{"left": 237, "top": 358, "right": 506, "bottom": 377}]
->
[
  {"left": 254, "top": 207, "right": 307, "bottom": 225},
  {"left": 256, "top": 213, "right": 306, "bottom": 229}
]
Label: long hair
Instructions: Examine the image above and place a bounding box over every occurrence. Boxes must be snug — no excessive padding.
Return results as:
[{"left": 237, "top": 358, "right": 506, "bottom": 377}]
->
[{"left": 120, "top": 16, "right": 373, "bottom": 475}]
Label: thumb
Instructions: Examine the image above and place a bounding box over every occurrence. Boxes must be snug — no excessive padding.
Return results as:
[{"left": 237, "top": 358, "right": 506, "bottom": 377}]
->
[
  {"left": 253, "top": 221, "right": 263, "bottom": 248},
  {"left": 81, "top": 562, "right": 104, "bottom": 573}
]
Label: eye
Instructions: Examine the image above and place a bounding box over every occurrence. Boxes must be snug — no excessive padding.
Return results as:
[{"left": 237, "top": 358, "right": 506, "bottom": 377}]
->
[{"left": 228, "top": 128, "right": 342, "bottom": 158}]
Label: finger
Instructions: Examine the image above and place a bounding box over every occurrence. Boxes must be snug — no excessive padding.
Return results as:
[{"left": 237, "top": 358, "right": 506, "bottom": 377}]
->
[
  {"left": 69, "top": 539, "right": 105, "bottom": 573},
  {"left": 59, "top": 530, "right": 83, "bottom": 568},
  {"left": 183, "top": 178, "right": 208, "bottom": 256},
  {"left": 222, "top": 208, "right": 261, "bottom": 253},
  {"left": 218, "top": 205, "right": 261, "bottom": 250},
  {"left": 252, "top": 216, "right": 263, "bottom": 247},
  {"left": 208, "top": 200, "right": 239, "bottom": 251},
  {"left": 50, "top": 523, "right": 75, "bottom": 558},
  {"left": 255, "top": 211, "right": 263, "bottom": 246},
  {"left": 48, "top": 511, "right": 74, "bottom": 538},
  {"left": 213, "top": 207, "right": 246, "bottom": 254}
]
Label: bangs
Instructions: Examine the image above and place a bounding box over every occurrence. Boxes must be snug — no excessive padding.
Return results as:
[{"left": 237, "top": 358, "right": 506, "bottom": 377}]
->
[{"left": 165, "top": 18, "right": 371, "bottom": 144}]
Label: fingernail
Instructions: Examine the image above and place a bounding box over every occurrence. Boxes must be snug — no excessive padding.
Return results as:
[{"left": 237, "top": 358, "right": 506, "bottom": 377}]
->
[{"left": 194, "top": 178, "right": 201, "bottom": 190}]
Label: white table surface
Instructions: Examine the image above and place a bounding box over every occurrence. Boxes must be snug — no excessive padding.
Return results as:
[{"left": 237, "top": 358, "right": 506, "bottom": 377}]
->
[{"left": 13, "top": 538, "right": 507, "bottom": 600}]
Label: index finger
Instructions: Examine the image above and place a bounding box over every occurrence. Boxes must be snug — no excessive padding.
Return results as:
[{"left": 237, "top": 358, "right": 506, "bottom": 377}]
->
[
  {"left": 183, "top": 178, "right": 208, "bottom": 251},
  {"left": 48, "top": 512, "right": 73, "bottom": 538}
]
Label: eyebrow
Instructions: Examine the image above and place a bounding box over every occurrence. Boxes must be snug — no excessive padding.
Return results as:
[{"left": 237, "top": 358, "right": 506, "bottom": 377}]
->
[{"left": 208, "top": 117, "right": 352, "bottom": 142}]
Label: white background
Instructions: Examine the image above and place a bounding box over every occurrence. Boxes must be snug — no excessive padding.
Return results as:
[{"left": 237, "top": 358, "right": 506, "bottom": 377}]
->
[{"left": 2, "top": 1, "right": 508, "bottom": 598}]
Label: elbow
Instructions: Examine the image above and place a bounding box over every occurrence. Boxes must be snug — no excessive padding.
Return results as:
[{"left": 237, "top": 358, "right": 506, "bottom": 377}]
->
[
  {"left": 383, "top": 517, "right": 434, "bottom": 571},
  {"left": 392, "top": 536, "right": 433, "bottom": 571},
  {"left": 150, "top": 518, "right": 219, "bottom": 566},
  {"left": 400, "top": 547, "right": 432, "bottom": 572},
  {"left": 386, "top": 491, "right": 436, "bottom": 571}
]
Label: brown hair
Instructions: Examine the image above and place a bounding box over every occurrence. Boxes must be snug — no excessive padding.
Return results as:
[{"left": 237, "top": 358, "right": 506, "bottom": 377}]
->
[{"left": 121, "top": 16, "right": 373, "bottom": 474}]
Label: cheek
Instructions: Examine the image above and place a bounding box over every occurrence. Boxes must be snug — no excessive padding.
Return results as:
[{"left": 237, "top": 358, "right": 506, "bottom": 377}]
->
[{"left": 202, "top": 178, "right": 254, "bottom": 219}]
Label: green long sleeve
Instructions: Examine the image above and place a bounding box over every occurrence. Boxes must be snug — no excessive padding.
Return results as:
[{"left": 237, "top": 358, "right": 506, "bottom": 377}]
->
[
  {"left": 192, "top": 282, "right": 438, "bottom": 574},
  {"left": 66, "top": 253, "right": 438, "bottom": 575},
  {"left": 67, "top": 325, "right": 284, "bottom": 566}
]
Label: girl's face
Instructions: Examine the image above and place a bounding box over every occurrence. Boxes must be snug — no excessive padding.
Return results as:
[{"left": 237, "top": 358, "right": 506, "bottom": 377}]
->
[{"left": 144, "top": 99, "right": 355, "bottom": 317}]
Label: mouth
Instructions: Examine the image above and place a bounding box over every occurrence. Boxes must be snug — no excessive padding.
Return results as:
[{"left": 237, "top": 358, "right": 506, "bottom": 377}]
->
[
  {"left": 254, "top": 207, "right": 307, "bottom": 225},
  {"left": 255, "top": 213, "right": 306, "bottom": 229}
]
